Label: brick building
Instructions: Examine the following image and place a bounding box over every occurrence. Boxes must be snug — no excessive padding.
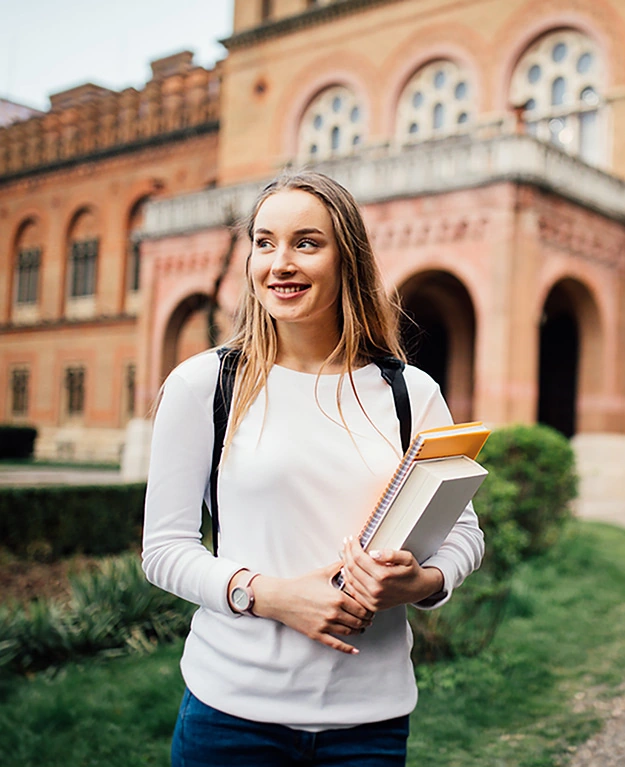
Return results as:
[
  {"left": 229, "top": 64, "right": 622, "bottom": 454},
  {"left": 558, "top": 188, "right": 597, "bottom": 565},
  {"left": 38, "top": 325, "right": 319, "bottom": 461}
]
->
[{"left": 2, "top": 0, "right": 625, "bottom": 514}]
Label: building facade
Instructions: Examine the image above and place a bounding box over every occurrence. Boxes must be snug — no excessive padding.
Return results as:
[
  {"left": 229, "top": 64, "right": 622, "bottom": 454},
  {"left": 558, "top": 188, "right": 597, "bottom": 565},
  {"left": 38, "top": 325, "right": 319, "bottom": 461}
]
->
[
  {"left": 1, "top": 0, "right": 624, "bottom": 515},
  {"left": 0, "top": 52, "right": 221, "bottom": 461}
]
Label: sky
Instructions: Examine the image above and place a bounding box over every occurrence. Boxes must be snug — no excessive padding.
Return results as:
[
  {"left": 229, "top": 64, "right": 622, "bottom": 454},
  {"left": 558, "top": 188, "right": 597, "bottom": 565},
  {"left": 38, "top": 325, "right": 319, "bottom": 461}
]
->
[{"left": 0, "top": 0, "right": 234, "bottom": 111}]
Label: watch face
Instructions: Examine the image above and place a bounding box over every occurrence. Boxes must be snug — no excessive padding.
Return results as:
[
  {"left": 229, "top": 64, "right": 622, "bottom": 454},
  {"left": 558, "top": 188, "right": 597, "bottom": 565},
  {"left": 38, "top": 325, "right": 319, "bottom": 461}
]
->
[{"left": 232, "top": 586, "right": 251, "bottom": 611}]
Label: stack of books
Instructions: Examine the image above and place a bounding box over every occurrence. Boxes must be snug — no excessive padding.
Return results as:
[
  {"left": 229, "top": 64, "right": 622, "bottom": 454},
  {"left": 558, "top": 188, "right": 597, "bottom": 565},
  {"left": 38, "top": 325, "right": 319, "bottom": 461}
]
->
[{"left": 333, "top": 421, "right": 491, "bottom": 589}]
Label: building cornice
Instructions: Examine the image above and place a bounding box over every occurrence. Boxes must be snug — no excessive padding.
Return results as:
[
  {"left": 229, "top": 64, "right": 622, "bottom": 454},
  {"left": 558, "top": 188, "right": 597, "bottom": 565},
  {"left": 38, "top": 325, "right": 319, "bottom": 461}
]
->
[
  {"left": 140, "top": 134, "right": 625, "bottom": 241},
  {"left": 0, "top": 313, "right": 138, "bottom": 335},
  {"left": 221, "top": 0, "right": 399, "bottom": 51},
  {"left": 0, "top": 121, "right": 218, "bottom": 188}
]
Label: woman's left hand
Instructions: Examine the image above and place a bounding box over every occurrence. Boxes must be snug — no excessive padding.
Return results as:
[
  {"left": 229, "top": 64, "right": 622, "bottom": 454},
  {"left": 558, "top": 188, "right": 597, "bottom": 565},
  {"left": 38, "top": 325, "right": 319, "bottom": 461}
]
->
[{"left": 341, "top": 537, "right": 444, "bottom": 613}]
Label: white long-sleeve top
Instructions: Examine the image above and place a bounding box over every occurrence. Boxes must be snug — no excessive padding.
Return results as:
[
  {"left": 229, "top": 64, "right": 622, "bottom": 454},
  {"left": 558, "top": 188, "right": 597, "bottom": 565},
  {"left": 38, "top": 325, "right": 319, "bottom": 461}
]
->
[{"left": 142, "top": 351, "right": 484, "bottom": 731}]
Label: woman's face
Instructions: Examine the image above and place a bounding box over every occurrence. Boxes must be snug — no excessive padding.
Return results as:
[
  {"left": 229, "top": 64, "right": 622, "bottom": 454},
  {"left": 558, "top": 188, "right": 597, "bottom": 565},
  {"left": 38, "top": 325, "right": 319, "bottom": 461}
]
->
[{"left": 250, "top": 189, "right": 342, "bottom": 335}]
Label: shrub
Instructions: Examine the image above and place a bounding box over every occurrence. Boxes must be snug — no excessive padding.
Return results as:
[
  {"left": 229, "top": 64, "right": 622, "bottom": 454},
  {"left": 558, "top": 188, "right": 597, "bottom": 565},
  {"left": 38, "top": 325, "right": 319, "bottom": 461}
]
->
[
  {"left": 0, "top": 484, "right": 147, "bottom": 559},
  {"left": 0, "top": 425, "right": 38, "bottom": 459},
  {"left": 478, "top": 423, "right": 578, "bottom": 556},
  {"left": 0, "top": 554, "right": 195, "bottom": 674},
  {"left": 409, "top": 423, "right": 578, "bottom": 662}
]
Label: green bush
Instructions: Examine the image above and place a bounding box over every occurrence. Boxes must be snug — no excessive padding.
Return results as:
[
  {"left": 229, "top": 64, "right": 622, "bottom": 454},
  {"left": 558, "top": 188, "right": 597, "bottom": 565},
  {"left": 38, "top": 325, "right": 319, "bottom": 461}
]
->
[
  {"left": 0, "top": 484, "right": 146, "bottom": 559},
  {"left": 478, "top": 423, "right": 578, "bottom": 556},
  {"left": 409, "top": 423, "right": 578, "bottom": 661},
  {"left": 0, "top": 425, "right": 38, "bottom": 459},
  {"left": 0, "top": 554, "right": 195, "bottom": 674}
]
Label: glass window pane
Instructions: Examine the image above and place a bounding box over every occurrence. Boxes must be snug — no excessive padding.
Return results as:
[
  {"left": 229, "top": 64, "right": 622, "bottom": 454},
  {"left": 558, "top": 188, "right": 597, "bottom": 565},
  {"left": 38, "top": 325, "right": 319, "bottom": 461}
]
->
[
  {"left": 552, "top": 42, "right": 567, "bottom": 63},
  {"left": 313, "top": 114, "right": 323, "bottom": 130},
  {"left": 525, "top": 98, "right": 536, "bottom": 111},
  {"left": 551, "top": 77, "right": 566, "bottom": 106},
  {"left": 577, "top": 52, "right": 593, "bottom": 74},
  {"left": 434, "top": 70, "right": 446, "bottom": 89},
  {"left": 549, "top": 117, "right": 566, "bottom": 146},
  {"left": 331, "top": 125, "right": 340, "bottom": 150},
  {"left": 454, "top": 82, "right": 467, "bottom": 100},
  {"left": 332, "top": 96, "right": 342, "bottom": 113},
  {"left": 412, "top": 91, "right": 423, "bottom": 109},
  {"left": 350, "top": 106, "right": 360, "bottom": 123},
  {"left": 528, "top": 64, "right": 541, "bottom": 84},
  {"left": 580, "top": 110, "right": 598, "bottom": 163},
  {"left": 409, "top": 122, "right": 419, "bottom": 134},
  {"left": 457, "top": 112, "right": 468, "bottom": 124},
  {"left": 433, "top": 103, "right": 445, "bottom": 130}
]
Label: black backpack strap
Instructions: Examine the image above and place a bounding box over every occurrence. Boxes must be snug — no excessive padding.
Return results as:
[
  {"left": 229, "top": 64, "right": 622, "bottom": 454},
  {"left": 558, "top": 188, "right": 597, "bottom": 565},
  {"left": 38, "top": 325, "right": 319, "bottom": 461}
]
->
[
  {"left": 210, "top": 347, "right": 241, "bottom": 556},
  {"left": 373, "top": 357, "right": 412, "bottom": 455}
]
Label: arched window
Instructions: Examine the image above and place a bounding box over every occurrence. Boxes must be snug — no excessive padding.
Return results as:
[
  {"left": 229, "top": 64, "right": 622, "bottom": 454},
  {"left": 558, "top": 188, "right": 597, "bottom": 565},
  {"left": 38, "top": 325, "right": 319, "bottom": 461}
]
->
[
  {"left": 298, "top": 85, "right": 365, "bottom": 162},
  {"left": 127, "top": 199, "right": 148, "bottom": 293},
  {"left": 510, "top": 29, "right": 604, "bottom": 165},
  {"left": 67, "top": 209, "right": 99, "bottom": 300},
  {"left": 396, "top": 59, "right": 473, "bottom": 144},
  {"left": 14, "top": 219, "right": 42, "bottom": 306}
]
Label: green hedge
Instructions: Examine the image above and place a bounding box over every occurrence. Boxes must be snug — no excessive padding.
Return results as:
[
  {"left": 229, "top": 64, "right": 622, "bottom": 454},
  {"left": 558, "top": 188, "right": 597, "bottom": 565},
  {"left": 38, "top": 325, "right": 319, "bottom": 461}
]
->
[
  {"left": 0, "top": 425, "right": 38, "bottom": 459},
  {"left": 0, "top": 484, "right": 146, "bottom": 559}
]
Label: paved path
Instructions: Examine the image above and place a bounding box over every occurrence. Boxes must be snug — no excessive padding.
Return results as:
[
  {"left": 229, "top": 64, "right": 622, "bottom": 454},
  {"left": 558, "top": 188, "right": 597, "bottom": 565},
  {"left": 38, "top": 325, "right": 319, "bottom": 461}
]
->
[{"left": 0, "top": 466, "right": 128, "bottom": 486}]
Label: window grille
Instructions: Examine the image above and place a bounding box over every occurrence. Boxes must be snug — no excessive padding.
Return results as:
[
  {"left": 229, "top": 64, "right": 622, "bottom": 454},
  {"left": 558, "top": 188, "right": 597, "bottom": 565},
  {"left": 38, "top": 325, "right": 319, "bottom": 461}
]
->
[
  {"left": 129, "top": 240, "right": 141, "bottom": 292},
  {"left": 298, "top": 86, "right": 364, "bottom": 162},
  {"left": 11, "top": 368, "right": 29, "bottom": 416},
  {"left": 510, "top": 29, "right": 604, "bottom": 165},
  {"left": 65, "top": 367, "right": 86, "bottom": 415},
  {"left": 126, "top": 364, "right": 136, "bottom": 417},
  {"left": 396, "top": 59, "right": 472, "bottom": 144},
  {"left": 16, "top": 248, "right": 41, "bottom": 304},
  {"left": 69, "top": 239, "right": 98, "bottom": 297}
]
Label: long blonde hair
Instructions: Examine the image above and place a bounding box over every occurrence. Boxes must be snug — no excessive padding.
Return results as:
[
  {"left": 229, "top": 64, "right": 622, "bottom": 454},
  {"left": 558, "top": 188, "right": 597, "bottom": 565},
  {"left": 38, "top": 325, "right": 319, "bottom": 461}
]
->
[{"left": 223, "top": 171, "right": 405, "bottom": 447}]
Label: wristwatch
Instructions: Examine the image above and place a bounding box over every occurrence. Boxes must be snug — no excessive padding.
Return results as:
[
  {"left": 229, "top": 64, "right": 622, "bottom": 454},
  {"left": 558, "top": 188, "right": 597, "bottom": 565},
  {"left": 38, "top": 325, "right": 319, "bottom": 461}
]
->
[{"left": 229, "top": 571, "right": 260, "bottom": 615}]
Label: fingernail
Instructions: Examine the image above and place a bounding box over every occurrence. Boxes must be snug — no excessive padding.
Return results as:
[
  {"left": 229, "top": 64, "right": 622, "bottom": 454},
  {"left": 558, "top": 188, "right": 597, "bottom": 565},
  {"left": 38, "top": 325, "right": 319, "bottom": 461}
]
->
[
  {"left": 342, "top": 536, "right": 348, "bottom": 545},
  {"left": 370, "top": 550, "right": 381, "bottom": 560},
  {"left": 348, "top": 535, "right": 353, "bottom": 542},
  {"left": 351, "top": 648, "right": 360, "bottom": 655}
]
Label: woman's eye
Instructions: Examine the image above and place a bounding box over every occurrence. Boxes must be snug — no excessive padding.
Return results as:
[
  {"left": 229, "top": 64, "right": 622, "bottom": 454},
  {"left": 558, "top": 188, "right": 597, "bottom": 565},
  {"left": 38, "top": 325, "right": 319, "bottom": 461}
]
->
[
  {"left": 298, "top": 239, "right": 318, "bottom": 249},
  {"left": 254, "top": 238, "right": 271, "bottom": 249}
]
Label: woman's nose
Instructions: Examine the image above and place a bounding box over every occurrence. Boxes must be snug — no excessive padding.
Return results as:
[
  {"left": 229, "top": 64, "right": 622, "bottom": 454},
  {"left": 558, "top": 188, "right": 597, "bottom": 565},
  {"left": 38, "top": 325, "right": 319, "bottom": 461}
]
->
[{"left": 271, "top": 244, "right": 295, "bottom": 274}]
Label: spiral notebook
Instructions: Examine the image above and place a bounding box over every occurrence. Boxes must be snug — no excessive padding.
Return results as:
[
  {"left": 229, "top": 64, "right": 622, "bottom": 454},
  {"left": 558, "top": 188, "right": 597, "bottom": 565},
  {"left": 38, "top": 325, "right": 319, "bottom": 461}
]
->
[{"left": 333, "top": 421, "right": 490, "bottom": 589}]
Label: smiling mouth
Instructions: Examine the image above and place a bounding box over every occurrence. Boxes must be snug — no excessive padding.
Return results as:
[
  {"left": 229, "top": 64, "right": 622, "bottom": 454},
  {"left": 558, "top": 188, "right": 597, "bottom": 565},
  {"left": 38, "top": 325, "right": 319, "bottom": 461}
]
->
[{"left": 270, "top": 285, "right": 310, "bottom": 294}]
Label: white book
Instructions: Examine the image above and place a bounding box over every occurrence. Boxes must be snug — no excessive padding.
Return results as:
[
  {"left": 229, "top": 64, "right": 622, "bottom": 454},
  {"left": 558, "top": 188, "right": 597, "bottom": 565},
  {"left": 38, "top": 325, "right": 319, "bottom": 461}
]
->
[
  {"left": 365, "top": 455, "right": 487, "bottom": 563},
  {"left": 333, "top": 454, "right": 487, "bottom": 589}
]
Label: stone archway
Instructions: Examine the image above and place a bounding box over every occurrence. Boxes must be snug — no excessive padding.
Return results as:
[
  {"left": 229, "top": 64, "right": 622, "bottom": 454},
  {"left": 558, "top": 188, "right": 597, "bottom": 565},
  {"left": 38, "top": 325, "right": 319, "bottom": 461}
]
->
[
  {"left": 537, "top": 277, "right": 602, "bottom": 436},
  {"left": 161, "top": 292, "right": 213, "bottom": 379},
  {"left": 399, "top": 270, "right": 476, "bottom": 423}
]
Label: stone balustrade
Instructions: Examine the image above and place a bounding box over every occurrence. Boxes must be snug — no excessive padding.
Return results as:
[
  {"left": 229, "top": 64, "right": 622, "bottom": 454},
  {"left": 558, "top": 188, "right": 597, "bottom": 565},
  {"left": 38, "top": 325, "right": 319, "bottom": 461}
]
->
[{"left": 141, "top": 133, "right": 625, "bottom": 239}]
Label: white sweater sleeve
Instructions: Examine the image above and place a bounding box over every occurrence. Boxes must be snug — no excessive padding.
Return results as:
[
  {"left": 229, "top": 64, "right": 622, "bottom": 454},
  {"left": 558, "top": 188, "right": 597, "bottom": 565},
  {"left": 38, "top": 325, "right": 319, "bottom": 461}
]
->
[
  {"left": 408, "top": 379, "right": 485, "bottom": 611},
  {"left": 142, "top": 366, "right": 246, "bottom": 616}
]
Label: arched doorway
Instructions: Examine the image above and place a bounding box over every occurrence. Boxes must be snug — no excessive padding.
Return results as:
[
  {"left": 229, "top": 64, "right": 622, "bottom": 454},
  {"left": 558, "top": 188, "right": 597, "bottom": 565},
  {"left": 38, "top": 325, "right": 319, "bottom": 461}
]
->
[
  {"left": 161, "top": 293, "right": 214, "bottom": 379},
  {"left": 399, "top": 270, "right": 476, "bottom": 423},
  {"left": 537, "top": 278, "right": 602, "bottom": 437}
]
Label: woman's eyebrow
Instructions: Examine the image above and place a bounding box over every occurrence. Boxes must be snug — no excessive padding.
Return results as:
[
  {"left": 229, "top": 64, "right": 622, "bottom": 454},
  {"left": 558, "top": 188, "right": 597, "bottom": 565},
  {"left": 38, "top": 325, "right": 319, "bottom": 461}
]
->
[
  {"left": 294, "top": 227, "right": 325, "bottom": 236},
  {"left": 254, "top": 227, "right": 326, "bottom": 236}
]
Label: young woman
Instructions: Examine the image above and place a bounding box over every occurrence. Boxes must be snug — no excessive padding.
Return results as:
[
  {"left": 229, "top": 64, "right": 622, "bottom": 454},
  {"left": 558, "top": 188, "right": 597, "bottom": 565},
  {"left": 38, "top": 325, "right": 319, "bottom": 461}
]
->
[{"left": 142, "top": 171, "right": 484, "bottom": 767}]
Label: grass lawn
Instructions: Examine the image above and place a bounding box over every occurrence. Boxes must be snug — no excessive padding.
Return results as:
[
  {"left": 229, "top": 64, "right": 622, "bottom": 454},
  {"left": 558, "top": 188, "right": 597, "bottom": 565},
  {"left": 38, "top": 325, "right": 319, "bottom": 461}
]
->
[{"left": 0, "top": 520, "right": 624, "bottom": 767}]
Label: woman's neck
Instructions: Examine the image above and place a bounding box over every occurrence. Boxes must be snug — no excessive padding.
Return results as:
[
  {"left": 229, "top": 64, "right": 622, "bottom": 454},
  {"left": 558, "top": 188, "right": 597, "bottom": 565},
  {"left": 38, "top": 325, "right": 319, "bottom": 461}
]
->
[{"left": 274, "top": 324, "right": 343, "bottom": 374}]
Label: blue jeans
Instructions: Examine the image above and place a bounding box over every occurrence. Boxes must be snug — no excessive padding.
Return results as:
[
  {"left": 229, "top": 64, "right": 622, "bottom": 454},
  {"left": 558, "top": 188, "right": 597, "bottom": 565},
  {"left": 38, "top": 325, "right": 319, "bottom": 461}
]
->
[{"left": 171, "top": 688, "right": 409, "bottom": 767}]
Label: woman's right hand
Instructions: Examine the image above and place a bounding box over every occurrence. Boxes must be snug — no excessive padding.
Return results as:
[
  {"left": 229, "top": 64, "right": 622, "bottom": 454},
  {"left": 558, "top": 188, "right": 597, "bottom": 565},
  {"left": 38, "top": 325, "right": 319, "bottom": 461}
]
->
[{"left": 250, "top": 563, "right": 373, "bottom": 655}]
